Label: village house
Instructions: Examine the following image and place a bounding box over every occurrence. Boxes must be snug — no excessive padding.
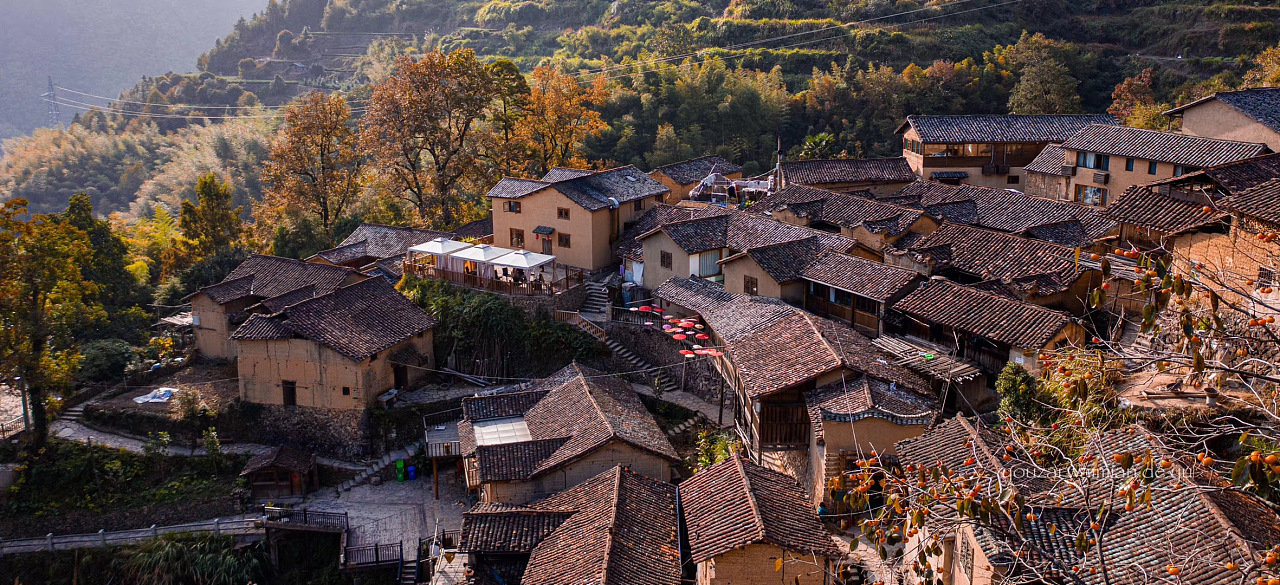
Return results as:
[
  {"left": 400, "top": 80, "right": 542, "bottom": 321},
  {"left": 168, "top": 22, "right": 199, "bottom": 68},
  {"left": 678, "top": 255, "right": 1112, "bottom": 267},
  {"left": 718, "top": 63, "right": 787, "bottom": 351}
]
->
[
  {"left": 886, "top": 181, "right": 1118, "bottom": 249},
  {"left": 648, "top": 155, "right": 744, "bottom": 203},
  {"left": 229, "top": 277, "right": 437, "bottom": 409},
  {"left": 240, "top": 445, "right": 318, "bottom": 502},
  {"left": 718, "top": 241, "right": 922, "bottom": 337},
  {"left": 897, "top": 114, "right": 1118, "bottom": 189},
  {"left": 653, "top": 276, "right": 935, "bottom": 499},
  {"left": 775, "top": 157, "right": 917, "bottom": 196},
  {"left": 487, "top": 165, "right": 670, "bottom": 270},
  {"left": 897, "top": 419, "right": 1280, "bottom": 585},
  {"left": 886, "top": 222, "right": 1095, "bottom": 314},
  {"left": 751, "top": 185, "right": 937, "bottom": 259},
  {"left": 890, "top": 278, "right": 1086, "bottom": 375},
  {"left": 454, "top": 216, "right": 494, "bottom": 243},
  {"left": 306, "top": 223, "right": 455, "bottom": 276},
  {"left": 616, "top": 203, "right": 729, "bottom": 287},
  {"left": 1163, "top": 87, "right": 1280, "bottom": 150},
  {"left": 186, "top": 255, "right": 365, "bottom": 360},
  {"left": 456, "top": 363, "right": 678, "bottom": 504},
  {"left": 457, "top": 465, "right": 680, "bottom": 585},
  {"left": 1042, "top": 124, "right": 1269, "bottom": 207},
  {"left": 636, "top": 207, "right": 856, "bottom": 291},
  {"left": 680, "top": 453, "right": 843, "bottom": 585}
]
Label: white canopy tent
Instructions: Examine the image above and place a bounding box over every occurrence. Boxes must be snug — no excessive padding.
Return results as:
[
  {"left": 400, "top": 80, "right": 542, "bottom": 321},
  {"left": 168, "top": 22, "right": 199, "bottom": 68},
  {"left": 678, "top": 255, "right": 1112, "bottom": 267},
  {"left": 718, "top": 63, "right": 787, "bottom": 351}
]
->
[
  {"left": 408, "top": 237, "right": 474, "bottom": 272},
  {"left": 448, "top": 244, "right": 517, "bottom": 279},
  {"left": 490, "top": 249, "right": 558, "bottom": 284}
]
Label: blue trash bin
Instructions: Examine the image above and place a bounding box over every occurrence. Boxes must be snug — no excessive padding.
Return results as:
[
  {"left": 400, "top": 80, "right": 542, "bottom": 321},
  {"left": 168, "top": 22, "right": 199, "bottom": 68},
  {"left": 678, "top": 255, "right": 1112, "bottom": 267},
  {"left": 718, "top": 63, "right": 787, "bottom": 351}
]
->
[{"left": 407, "top": 465, "right": 417, "bottom": 480}]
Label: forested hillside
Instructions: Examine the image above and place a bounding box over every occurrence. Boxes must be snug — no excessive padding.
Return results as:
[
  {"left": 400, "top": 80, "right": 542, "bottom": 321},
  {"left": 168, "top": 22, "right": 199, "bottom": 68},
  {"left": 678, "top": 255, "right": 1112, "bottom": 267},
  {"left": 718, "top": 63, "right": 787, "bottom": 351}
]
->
[{"left": 0, "top": 0, "right": 263, "bottom": 139}]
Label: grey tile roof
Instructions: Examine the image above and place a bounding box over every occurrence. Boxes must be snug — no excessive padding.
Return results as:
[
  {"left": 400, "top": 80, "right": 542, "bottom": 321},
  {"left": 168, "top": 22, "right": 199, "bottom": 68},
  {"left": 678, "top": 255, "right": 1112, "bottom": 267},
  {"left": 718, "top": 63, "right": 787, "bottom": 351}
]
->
[
  {"left": 191, "top": 255, "right": 357, "bottom": 305},
  {"left": 797, "top": 249, "right": 921, "bottom": 301},
  {"left": 805, "top": 376, "right": 938, "bottom": 441},
  {"left": 892, "top": 278, "right": 1075, "bottom": 349},
  {"left": 313, "top": 223, "right": 454, "bottom": 265},
  {"left": 1166, "top": 87, "right": 1280, "bottom": 134},
  {"left": 779, "top": 157, "right": 916, "bottom": 185},
  {"left": 680, "top": 453, "right": 841, "bottom": 563},
  {"left": 895, "top": 223, "right": 1083, "bottom": 296},
  {"left": 459, "top": 503, "right": 574, "bottom": 554},
  {"left": 651, "top": 155, "right": 744, "bottom": 185},
  {"left": 229, "top": 277, "right": 437, "bottom": 361},
  {"left": 488, "top": 166, "right": 672, "bottom": 212},
  {"left": 540, "top": 167, "right": 595, "bottom": 182},
  {"left": 641, "top": 207, "right": 855, "bottom": 255},
  {"left": 1023, "top": 144, "right": 1071, "bottom": 175},
  {"left": 891, "top": 181, "right": 1116, "bottom": 246},
  {"left": 455, "top": 216, "right": 493, "bottom": 239},
  {"left": 1221, "top": 178, "right": 1280, "bottom": 224},
  {"left": 1059, "top": 124, "right": 1267, "bottom": 168},
  {"left": 463, "top": 389, "right": 549, "bottom": 422},
  {"left": 754, "top": 184, "right": 927, "bottom": 237},
  {"left": 616, "top": 204, "right": 729, "bottom": 262},
  {"left": 487, "top": 178, "right": 551, "bottom": 199},
  {"left": 898, "top": 114, "right": 1119, "bottom": 143},
  {"left": 1103, "top": 184, "right": 1228, "bottom": 235}
]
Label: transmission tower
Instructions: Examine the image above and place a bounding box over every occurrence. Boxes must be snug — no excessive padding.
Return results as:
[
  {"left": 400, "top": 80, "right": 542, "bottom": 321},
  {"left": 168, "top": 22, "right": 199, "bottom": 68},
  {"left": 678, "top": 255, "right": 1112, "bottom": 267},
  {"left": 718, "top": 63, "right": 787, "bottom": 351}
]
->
[{"left": 42, "top": 77, "right": 61, "bottom": 127}]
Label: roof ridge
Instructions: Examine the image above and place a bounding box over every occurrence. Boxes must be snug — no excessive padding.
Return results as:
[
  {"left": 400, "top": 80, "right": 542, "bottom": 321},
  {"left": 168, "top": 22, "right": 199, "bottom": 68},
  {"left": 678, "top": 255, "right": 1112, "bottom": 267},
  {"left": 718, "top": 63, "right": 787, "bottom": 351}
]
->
[
  {"left": 926, "top": 278, "right": 1073, "bottom": 317},
  {"left": 598, "top": 466, "right": 625, "bottom": 585},
  {"left": 1082, "top": 123, "right": 1270, "bottom": 147},
  {"left": 733, "top": 453, "right": 769, "bottom": 544},
  {"left": 959, "top": 417, "right": 1009, "bottom": 481}
]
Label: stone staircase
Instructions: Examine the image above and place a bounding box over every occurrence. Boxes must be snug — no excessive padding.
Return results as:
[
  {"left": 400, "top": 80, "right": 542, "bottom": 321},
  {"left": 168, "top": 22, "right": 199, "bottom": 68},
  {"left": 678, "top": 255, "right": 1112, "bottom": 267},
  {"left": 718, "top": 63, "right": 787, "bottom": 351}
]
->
[
  {"left": 399, "top": 561, "right": 418, "bottom": 584},
  {"left": 581, "top": 281, "right": 609, "bottom": 315},
  {"left": 60, "top": 404, "right": 86, "bottom": 422},
  {"left": 338, "top": 441, "right": 423, "bottom": 493},
  {"left": 604, "top": 338, "right": 679, "bottom": 394}
]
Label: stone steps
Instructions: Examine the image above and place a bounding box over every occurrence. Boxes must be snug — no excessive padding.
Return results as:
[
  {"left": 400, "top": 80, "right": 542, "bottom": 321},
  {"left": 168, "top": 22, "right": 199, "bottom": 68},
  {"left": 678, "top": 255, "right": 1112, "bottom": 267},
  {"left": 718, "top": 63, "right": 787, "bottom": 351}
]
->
[
  {"left": 604, "top": 339, "right": 678, "bottom": 394},
  {"left": 60, "top": 406, "right": 85, "bottom": 421},
  {"left": 338, "top": 441, "right": 423, "bottom": 493},
  {"left": 582, "top": 282, "right": 609, "bottom": 314}
]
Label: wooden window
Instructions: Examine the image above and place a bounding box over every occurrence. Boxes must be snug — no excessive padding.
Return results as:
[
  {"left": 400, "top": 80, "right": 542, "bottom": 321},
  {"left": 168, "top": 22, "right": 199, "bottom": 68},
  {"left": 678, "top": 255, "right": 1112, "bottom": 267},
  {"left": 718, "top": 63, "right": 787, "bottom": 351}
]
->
[
  {"left": 1074, "top": 185, "right": 1107, "bottom": 206},
  {"left": 557, "top": 233, "right": 571, "bottom": 248},
  {"left": 505, "top": 201, "right": 521, "bottom": 213},
  {"left": 854, "top": 296, "right": 877, "bottom": 314},
  {"left": 557, "top": 207, "right": 570, "bottom": 220},
  {"left": 832, "top": 288, "right": 854, "bottom": 307},
  {"left": 1126, "top": 158, "right": 1135, "bottom": 171},
  {"left": 1148, "top": 160, "right": 1158, "bottom": 175},
  {"left": 1174, "top": 165, "right": 1186, "bottom": 177},
  {"left": 1077, "top": 152, "right": 1109, "bottom": 170},
  {"left": 634, "top": 199, "right": 644, "bottom": 212},
  {"left": 1006, "top": 175, "right": 1020, "bottom": 185},
  {"left": 1259, "top": 267, "right": 1275, "bottom": 288},
  {"left": 744, "top": 275, "right": 759, "bottom": 295},
  {"left": 510, "top": 228, "right": 525, "bottom": 248},
  {"left": 342, "top": 386, "right": 350, "bottom": 396},
  {"left": 660, "top": 251, "right": 672, "bottom": 269}
]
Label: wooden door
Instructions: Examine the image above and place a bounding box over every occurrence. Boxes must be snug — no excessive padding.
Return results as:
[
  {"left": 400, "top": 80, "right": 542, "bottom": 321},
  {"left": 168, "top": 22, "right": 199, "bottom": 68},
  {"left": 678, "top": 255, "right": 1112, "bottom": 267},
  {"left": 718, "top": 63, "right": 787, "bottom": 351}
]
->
[
  {"left": 281, "top": 380, "right": 297, "bottom": 406},
  {"left": 542, "top": 238, "right": 552, "bottom": 255}
]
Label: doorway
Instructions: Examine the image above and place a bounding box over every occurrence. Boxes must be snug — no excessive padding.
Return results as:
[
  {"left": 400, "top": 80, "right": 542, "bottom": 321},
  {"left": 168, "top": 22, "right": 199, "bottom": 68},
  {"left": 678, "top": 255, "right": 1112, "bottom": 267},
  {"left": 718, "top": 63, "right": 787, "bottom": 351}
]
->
[
  {"left": 281, "top": 380, "right": 297, "bottom": 406},
  {"left": 394, "top": 365, "right": 408, "bottom": 390},
  {"left": 542, "top": 238, "right": 552, "bottom": 255}
]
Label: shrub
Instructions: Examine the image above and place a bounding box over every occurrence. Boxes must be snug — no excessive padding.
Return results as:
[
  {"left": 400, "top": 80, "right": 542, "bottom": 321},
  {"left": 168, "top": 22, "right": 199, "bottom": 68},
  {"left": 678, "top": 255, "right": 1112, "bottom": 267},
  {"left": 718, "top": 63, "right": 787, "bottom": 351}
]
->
[{"left": 77, "top": 339, "right": 135, "bottom": 382}]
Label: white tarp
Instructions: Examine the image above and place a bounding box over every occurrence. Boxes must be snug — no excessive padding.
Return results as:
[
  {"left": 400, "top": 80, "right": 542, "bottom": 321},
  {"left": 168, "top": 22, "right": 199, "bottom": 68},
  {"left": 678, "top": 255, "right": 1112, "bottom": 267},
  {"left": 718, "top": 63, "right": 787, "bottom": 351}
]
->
[{"left": 133, "top": 387, "right": 177, "bottom": 404}]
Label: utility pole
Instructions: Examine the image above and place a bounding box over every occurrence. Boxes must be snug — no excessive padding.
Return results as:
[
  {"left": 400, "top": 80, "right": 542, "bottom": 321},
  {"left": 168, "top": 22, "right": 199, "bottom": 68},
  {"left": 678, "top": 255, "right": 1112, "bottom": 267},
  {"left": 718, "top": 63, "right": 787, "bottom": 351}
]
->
[{"left": 42, "top": 77, "right": 61, "bottom": 127}]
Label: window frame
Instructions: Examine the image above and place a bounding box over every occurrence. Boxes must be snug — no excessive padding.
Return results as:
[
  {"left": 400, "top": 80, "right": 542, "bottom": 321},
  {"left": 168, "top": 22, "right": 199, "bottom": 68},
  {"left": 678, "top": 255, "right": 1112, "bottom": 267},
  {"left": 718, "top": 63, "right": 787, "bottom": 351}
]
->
[
  {"left": 510, "top": 228, "right": 525, "bottom": 248},
  {"left": 506, "top": 201, "right": 522, "bottom": 213},
  {"left": 744, "top": 275, "right": 759, "bottom": 296},
  {"left": 1125, "top": 158, "right": 1135, "bottom": 171},
  {"left": 557, "top": 233, "right": 571, "bottom": 248},
  {"left": 557, "top": 207, "right": 571, "bottom": 220},
  {"left": 660, "top": 250, "right": 673, "bottom": 269},
  {"left": 1148, "top": 161, "right": 1158, "bottom": 175}
]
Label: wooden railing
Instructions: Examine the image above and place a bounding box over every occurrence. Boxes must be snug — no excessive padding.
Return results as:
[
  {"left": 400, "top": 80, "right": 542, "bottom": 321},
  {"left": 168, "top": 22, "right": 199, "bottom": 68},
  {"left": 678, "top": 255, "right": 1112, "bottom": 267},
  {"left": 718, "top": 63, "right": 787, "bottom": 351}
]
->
[
  {"left": 555, "top": 310, "right": 606, "bottom": 341},
  {"left": 0, "top": 517, "right": 260, "bottom": 554},
  {"left": 343, "top": 542, "right": 403, "bottom": 568},
  {"left": 403, "top": 263, "right": 584, "bottom": 297},
  {"left": 263, "top": 507, "right": 348, "bottom": 532},
  {"left": 0, "top": 414, "right": 25, "bottom": 440},
  {"left": 426, "top": 441, "right": 462, "bottom": 458}
]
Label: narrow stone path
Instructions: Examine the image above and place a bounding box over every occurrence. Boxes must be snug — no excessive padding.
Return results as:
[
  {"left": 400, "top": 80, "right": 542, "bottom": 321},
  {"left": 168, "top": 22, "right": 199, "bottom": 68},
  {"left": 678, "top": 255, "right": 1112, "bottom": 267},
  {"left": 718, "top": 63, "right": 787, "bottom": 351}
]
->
[{"left": 632, "top": 383, "right": 732, "bottom": 428}]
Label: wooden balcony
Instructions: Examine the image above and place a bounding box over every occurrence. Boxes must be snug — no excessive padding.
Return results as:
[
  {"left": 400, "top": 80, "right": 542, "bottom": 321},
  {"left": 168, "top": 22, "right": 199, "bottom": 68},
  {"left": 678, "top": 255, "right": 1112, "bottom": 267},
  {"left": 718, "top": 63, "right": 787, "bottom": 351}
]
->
[
  {"left": 403, "top": 263, "right": 584, "bottom": 297},
  {"left": 342, "top": 542, "right": 402, "bottom": 570},
  {"left": 263, "top": 507, "right": 348, "bottom": 533},
  {"left": 805, "top": 295, "right": 880, "bottom": 336}
]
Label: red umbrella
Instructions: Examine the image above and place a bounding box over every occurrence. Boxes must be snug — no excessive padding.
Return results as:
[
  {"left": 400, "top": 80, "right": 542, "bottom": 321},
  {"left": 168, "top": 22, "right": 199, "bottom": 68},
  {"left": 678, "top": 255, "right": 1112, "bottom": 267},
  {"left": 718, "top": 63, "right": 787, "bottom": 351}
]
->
[
  {"left": 652, "top": 307, "right": 665, "bottom": 312},
  {"left": 695, "top": 333, "right": 710, "bottom": 340},
  {"left": 672, "top": 334, "right": 687, "bottom": 340},
  {"left": 638, "top": 305, "right": 652, "bottom": 312},
  {"left": 679, "top": 349, "right": 694, "bottom": 356}
]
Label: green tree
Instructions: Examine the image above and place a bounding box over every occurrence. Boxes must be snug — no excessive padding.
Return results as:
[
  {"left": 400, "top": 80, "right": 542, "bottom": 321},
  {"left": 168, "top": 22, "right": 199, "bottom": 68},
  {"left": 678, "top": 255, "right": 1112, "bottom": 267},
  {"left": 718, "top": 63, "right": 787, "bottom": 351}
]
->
[
  {"left": 0, "top": 198, "right": 98, "bottom": 447},
  {"left": 996, "top": 362, "right": 1054, "bottom": 424},
  {"left": 238, "top": 58, "right": 258, "bottom": 79},
  {"left": 62, "top": 194, "right": 151, "bottom": 341},
  {"left": 1007, "top": 59, "right": 1083, "bottom": 114},
  {"left": 179, "top": 173, "right": 243, "bottom": 259}
]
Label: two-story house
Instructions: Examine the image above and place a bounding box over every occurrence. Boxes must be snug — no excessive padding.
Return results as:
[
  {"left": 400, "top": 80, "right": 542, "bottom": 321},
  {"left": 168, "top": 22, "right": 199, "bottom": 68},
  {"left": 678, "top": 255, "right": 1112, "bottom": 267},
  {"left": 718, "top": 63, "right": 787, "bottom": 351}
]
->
[
  {"left": 487, "top": 166, "right": 670, "bottom": 270},
  {"left": 1164, "top": 87, "right": 1280, "bottom": 151},
  {"left": 457, "top": 363, "right": 679, "bottom": 504},
  {"left": 229, "top": 277, "right": 437, "bottom": 409},
  {"left": 648, "top": 155, "right": 744, "bottom": 203},
  {"left": 185, "top": 255, "right": 365, "bottom": 360},
  {"left": 775, "top": 157, "right": 917, "bottom": 195},
  {"left": 897, "top": 114, "right": 1118, "bottom": 189},
  {"left": 1039, "top": 124, "right": 1268, "bottom": 207},
  {"left": 751, "top": 185, "right": 938, "bottom": 259}
]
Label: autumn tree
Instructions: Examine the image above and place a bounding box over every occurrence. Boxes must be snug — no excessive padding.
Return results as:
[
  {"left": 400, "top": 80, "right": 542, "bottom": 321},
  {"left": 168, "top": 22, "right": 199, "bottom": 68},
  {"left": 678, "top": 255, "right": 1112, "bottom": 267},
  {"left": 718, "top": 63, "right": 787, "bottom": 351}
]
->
[
  {"left": 1008, "top": 59, "right": 1083, "bottom": 115},
  {"left": 0, "top": 198, "right": 98, "bottom": 447},
  {"left": 263, "top": 92, "right": 363, "bottom": 246},
  {"left": 361, "top": 49, "right": 497, "bottom": 229},
  {"left": 1108, "top": 68, "right": 1174, "bottom": 130},
  {"left": 512, "top": 67, "right": 609, "bottom": 177},
  {"left": 179, "top": 173, "right": 243, "bottom": 259},
  {"left": 479, "top": 59, "right": 532, "bottom": 181},
  {"left": 1244, "top": 41, "right": 1280, "bottom": 88}
]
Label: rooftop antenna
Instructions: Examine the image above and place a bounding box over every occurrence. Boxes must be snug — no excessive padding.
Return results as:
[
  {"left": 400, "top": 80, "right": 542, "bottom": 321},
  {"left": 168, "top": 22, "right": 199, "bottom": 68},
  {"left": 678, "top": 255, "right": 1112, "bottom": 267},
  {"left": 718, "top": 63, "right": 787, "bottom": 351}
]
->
[{"left": 42, "top": 77, "right": 61, "bottom": 127}]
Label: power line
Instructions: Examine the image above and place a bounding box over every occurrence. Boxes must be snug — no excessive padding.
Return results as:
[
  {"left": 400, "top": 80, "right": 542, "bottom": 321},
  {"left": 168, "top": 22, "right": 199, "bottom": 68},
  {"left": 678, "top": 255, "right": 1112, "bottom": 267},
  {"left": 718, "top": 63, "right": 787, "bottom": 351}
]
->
[
  {"left": 45, "top": 96, "right": 368, "bottom": 121},
  {"left": 42, "top": 77, "right": 61, "bottom": 127},
  {"left": 55, "top": 85, "right": 366, "bottom": 110}
]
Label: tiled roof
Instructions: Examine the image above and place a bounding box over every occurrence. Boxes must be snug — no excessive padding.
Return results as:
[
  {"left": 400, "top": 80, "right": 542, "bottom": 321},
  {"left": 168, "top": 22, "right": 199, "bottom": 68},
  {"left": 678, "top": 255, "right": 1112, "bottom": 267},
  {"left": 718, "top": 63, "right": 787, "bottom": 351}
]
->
[
  {"left": 805, "top": 376, "right": 937, "bottom": 441},
  {"left": 895, "top": 417, "right": 1015, "bottom": 480},
  {"left": 232, "top": 314, "right": 293, "bottom": 340},
  {"left": 459, "top": 503, "right": 574, "bottom": 554},
  {"left": 1165, "top": 87, "right": 1280, "bottom": 134},
  {"left": 466, "top": 364, "right": 678, "bottom": 482},
  {"left": 798, "top": 250, "right": 920, "bottom": 301},
  {"left": 521, "top": 466, "right": 681, "bottom": 585},
  {"left": 463, "top": 390, "right": 549, "bottom": 421},
  {"left": 1022, "top": 144, "right": 1071, "bottom": 176},
  {"left": 737, "top": 237, "right": 826, "bottom": 283},
  {"left": 1199, "top": 152, "right": 1280, "bottom": 195},
  {"left": 489, "top": 166, "right": 671, "bottom": 212},
  {"left": 252, "top": 284, "right": 317, "bottom": 313},
  {"left": 1220, "top": 178, "right": 1280, "bottom": 224},
  {"left": 680, "top": 454, "right": 841, "bottom": 563},
  {"left": 655, "top": 277, "right": 928, "bottom": 397},
  {"left": 616, "top": 204, "right": 728, "bottom": 262},
  {"left": 895, "top": 223, "right": 1083, "bottom": 296},
  {"left": 312, "top": 223, "right": 453, "bottom": 265},
  {"left": 229, "top": 277, "right": 437, "bottom": 361},
  {"left": 1103, "top": 184, "right": 1227, "bottom": 235},
  {"left": 890, "top": 181, "right": 1116, "bottom": 246},
  {"left": 893, "top": 279, "right": 1075, "bottom": 349},
  {"left": 1059, "top": 124, "right": 1267, "bottom": 168},
  {"left": 455, "top": 216, "right": 493, "bottom": 239},
  {"left": 652, "top": 155, "right": 744, "bottom": 185},
  {"left": 779, "top": 157, "right": 916, "bottom": 186},
  {"left": 190, "top": 255, "right": 357, "bottom": 305},
  {"left": 240, "top": 445, "right": 314, "bottom": 476},
  {"left": 898, "top": 114, "right": 1118, "bottom": 143},
  {"left": 640, "top": 207, "right": 854, "bottom": 255},
  {"left": 754, "top": 184, "right": 926, "bottom": 237}
]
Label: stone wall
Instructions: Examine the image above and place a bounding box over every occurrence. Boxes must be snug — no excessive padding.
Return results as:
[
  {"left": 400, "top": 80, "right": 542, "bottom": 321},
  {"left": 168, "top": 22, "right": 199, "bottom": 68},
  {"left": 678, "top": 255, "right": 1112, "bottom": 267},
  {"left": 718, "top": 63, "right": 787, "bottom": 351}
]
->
[
  {"left": 506, "top": 284, "right": 587, "bottom": 314},
  {"left": 603, "top": 321, "right": 727, "bottom": 404}
]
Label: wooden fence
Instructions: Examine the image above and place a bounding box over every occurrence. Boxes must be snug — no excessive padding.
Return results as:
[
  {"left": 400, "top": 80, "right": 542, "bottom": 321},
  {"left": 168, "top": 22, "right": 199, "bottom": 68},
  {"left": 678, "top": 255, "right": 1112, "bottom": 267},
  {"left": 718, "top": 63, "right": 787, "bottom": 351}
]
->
[
  {"left": 0, "top": 414, "right": 24, "bottom": 440},
  {"left": 404, "top": 263, "right": 584, "bottom": 297},
  {"left": 342, "top": 542, "right": 403, "bottom": 568},
  {"left": 554, "top": 310, "right": 607, "bottom": 341},
  {"left": 0, "top": 517, "right": 260, "bottom": 555}
]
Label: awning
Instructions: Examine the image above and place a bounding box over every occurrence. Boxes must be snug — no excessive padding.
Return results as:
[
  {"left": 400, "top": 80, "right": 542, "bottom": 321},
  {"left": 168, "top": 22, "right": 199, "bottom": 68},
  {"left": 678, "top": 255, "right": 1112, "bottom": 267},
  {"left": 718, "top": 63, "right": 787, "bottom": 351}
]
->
[
  {"left": 930, "top": 171, "right": 969, "bottom": 179},
  {"left": 409, "top": 237, "right": 473, "bottom": 256},
  {"left": 490, "top": 250, "right": 556, "bottom": 269},
  {"left": 533, "top": 225, "right": 555, "bottom": 236}
]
